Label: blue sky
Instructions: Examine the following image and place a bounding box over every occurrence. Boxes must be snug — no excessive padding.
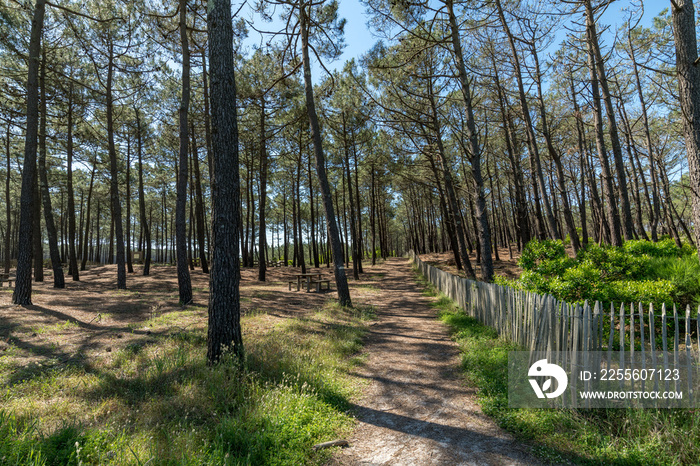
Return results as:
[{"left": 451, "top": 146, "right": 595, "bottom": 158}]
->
[
  {"left": 239, "top": 0, "right": 671, "bottom": 81},
  {"left": 320, "top": 0, "right": 671, "bottom": 71}
]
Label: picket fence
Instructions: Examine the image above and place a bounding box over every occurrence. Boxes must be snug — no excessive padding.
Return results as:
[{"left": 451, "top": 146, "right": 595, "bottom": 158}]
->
[{"left": 410, "top": 252, "right": 700, "bottom": 401}]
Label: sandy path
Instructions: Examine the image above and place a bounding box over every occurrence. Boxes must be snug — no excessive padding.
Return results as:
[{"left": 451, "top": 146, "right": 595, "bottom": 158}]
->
[{"left": 335, "top": 258, "right": 541, "bottom": 466}]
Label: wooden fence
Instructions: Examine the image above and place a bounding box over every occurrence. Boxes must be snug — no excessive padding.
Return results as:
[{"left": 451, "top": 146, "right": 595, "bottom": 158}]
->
[{"left": 410, "top": 252, "right": 700, "bottom": 403}]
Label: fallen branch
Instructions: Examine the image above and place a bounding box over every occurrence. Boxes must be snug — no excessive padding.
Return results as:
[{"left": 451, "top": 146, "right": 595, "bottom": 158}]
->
[{"left": 312, "top": 439, "right": 349, "bottom": 451}]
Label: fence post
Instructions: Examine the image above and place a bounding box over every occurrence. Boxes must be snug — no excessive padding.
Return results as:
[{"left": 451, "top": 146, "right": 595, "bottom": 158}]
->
[
  {"left": 661, "top": 303, "right": 670, "bottom": 393},
  {"left": 673, "top": 304, "right": 680, "bottom": 394},
  {"left": 639, "top": 302, "right": 646, "bottom": 392},
  {"left": 650, "top": 304, "right": 659, "bottom": 398}
]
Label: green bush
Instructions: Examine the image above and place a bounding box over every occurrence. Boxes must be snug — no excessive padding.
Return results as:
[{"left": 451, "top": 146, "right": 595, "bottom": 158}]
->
[
  {"left": 518, "top": 239, "right": 566, "bottom": 272},
  {"left": 518, "top": 270, "right": 551, "bottom": 295},
  {"left": 513, "top": 239, "right": 696, "bottom": 307},
  {"left": 608, "top": 280, "right": 675, "bottom": 307},
  {"left": 549, "top": 263, "right": 606, "bottom": 302},
  {"left": 623, "top": 238, "right": 681, "bottom": 258},
  {"left": 647, "top": 255, "right": 700, "bottom": 307}
]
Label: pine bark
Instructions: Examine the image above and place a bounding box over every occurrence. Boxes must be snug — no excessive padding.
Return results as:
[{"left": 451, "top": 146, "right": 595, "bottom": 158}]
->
[
  {"left": 300, "top": 1, "right": 351, "bottom": 305},
  {"left": 38, "top": 52, "right": 64, "bottom": 288},
  {"left": 106, "top": 45, "right": 127, "bottom": 289},
  {"left": 206, "top": 0, "right": 243, "bottom": 364},
  {"left": 586, "top": 18, "right": 622, "bottom": 247},
  {"left": 176, "top": 0, "right": 193, "bottom": 304},
  {"left": 66, "top": 84, "right": 79, "bottom": 280},
  {"left": 445, "top": 0, "right": 493, "bottom": 281},
  {"left": 13, "top": 0, "right": 46, "bottom": 304},
  {"left": 135, "top": 109, "right": 151, "bottom": 275},
  {"left": 258, "top": 97, "right": 268, "bottom": 281}
]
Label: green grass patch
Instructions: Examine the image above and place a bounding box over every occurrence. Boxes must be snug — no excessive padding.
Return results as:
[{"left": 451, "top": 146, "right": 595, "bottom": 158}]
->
[
  {"left": 30, "top": 320, "right": 80, "bottom": 335},
  {"left": 415, "top": 268, "right": 700, "bottom": 465},
  {"left": 0, "top": 301, "right": 372, "bottom": 465}
]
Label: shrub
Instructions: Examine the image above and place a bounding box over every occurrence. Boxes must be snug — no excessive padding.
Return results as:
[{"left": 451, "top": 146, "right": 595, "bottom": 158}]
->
[
  {"left": 550, "top": 263, "right": 606, "bottom": 302},
  {"left": 576, "top": 244, "right": 651, "bottom": 281},
  {"left": 518, "top": 239, "right": 566, "bottom": 272},
  {"left": 607, "top": 280, "right": 676, "bottom": 307},
  {"left": 647, "top": 255, "right": 700, "bottom": 307},
  {"left": 623, "top": 238, "right": 682, "bottom": 258},
  {"left": 518, "top": 270, "right": 551, "bottom": 295}
]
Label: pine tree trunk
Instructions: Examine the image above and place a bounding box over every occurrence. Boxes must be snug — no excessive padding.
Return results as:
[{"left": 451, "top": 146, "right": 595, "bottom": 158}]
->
[
  {"left": 206, "top": 0, "right": 243, "bottom": 364},
  {"left": 342, "top": 113, "right": 359, "bottom": 280},
  {"left": 585, "top": 0, "right": 634, "bottom": 241},
  {"left": 4, "top": 122, "right": 11, "bottom": 274},
  {"left": 126, "top": 137, "right": 134, "bottom": 273},
  {"left": 66, "top": 84, "right": 79, "bottom": 280},
  {"left": 300, "top": 1, "right": 351, "bottom": 306},
  {"left": 258, "top": 97, "right": 268, "bottom": 281},
  {"left": 81, "top": 166, "right": 95, "bottom": 270},
  {"left": 106, "top": 46, "right": 126, "bottom": 289},
  {"left": 13, "top": 0, "right": 46, "bottom": 304},
  {"left": 445, "top": 0, "right": 493, "bottom": 281},
  {"left": 586, "top": 19, "right": 622, "bottom": 247},
  {"left": 671, "top": 0, "right": 700, "bottom": 253},
  {"left": 175, "top": 0, "right": 193, "bottom": 303},
  {"left": 38, "top": 52, "right": 64, "bottom": 288},
  {"left": 192, "top": 121, "right": 209, "bottom": 274},
  {"left": 135, "top": 109, "right": 151, "bottom": 275},
  {"left": 494, "top": 0, "right": 559, "bottom": 242}
]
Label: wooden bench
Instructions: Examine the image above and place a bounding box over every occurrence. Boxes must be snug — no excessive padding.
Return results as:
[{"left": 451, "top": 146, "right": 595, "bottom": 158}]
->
[
  {"left": 309, "top": 279, "right": 331, "bottom": 292},
  {"left": 0, "top": 273, "right": 14, "bottom": 287},
  {"left": 288, "top": 279, "right": 314, "bottom": 291}
]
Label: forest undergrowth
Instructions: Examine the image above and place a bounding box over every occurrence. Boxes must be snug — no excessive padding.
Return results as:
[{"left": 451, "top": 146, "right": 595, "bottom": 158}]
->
[
  {"left": 0, "top": 299, "right": 374, "bottom": 465},
  {"left": 498, "top": 238, "right": 700, "bottom": 309}
]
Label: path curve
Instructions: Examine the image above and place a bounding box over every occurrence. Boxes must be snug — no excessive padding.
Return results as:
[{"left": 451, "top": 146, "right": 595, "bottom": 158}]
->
[{"left": 335, "top": 258, "right": 541, "bottom": 466}]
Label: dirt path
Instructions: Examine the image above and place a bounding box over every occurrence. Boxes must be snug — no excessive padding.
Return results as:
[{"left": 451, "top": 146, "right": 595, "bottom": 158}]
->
[{"left": 335, "top": 258, "right": 541, "bottom": 466}]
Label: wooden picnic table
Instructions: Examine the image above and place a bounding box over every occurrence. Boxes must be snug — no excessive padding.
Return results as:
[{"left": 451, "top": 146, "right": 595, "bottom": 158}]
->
[{"left": 291, "top": 272, "right": 323, "bottom": 292}]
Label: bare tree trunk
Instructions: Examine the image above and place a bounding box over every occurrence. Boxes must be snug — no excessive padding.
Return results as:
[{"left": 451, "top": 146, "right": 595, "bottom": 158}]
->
[
  {"left": 258, "top": 97, "right": 268, "bottom": 281},
  {"left": 38, "top": 51, "right": 64, "bottom": 288},
  {"left": 671, "top": 0, "right": 700, "bottom": 254},
  {"left": 135, "top": 109, "right": 151, "bottom": 275},
  {"left": 106, "top": 44, "right": 126, "bottom": 289},
  {"left": 586, "top": 17, "right": 622, "bottom": 246},
  {"left": 206, "top": 0, "right": 243, "bottom": 364},
  {"left": 445, "top": 0, "right": 493, "bottom": 281},
  {"left": 14, "top": 0, "right": 46, "bottom": 304},
  {"left": 300, "top": 1, "right": 351, "bottom": 305},
  {"left": 176, "top": 0, "right": 193, "bottom": 304},
  {"left": 4, "top": 122, "right": 11, "bottom": 274}
]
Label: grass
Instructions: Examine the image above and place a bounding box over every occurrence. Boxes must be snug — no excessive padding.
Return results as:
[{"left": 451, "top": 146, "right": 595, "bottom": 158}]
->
[
  {"left": 30, "top": 320, "right": 81, "bottom": 335},
  {"left": 414, "top": 268, "right": 700, "bottom": 466},
  {"left": 0, "top": 302, "right": 372, "bottom": 465}
]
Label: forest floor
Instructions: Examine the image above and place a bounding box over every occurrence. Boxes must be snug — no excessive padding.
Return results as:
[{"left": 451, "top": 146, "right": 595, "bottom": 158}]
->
[
  {"left": 0, "top": 258, "right": 540, "bottom": 464},
  {"left": 0, "top": 264, "right": 343, "bottom": 370},
  {"left": 333, "top": 257, "right": 540, "bottom": 465}
]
